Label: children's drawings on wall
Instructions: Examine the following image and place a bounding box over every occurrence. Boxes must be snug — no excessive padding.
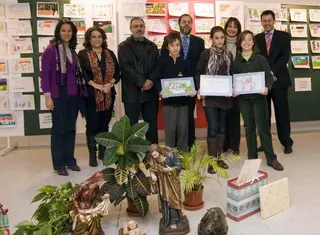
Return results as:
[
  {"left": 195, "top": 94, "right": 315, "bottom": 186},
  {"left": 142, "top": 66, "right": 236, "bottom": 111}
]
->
[
  {"left": 290, "top": 8, "right": 307, "bottom": 22},
  {"left": 195, "top": 19, "right": 215, "bottom": 33},
  {"left": 12, "top": 94, "right": 35, "bottom": 110},
  {"left": 310, "top": 24, "right": 320, "bottom": 37},
  {"left": 310, "top": 40, "right": 320, "bottom": 53},
  {"left": 7, "top": 20, "right": 32, "bottom": 36},
  {"left": 291, "top": 56, "right": 310, "bottom": 69},
  {"left": 36, "top": 2, "right": 59, "bottom": 18},
  {"left": 0, "top": 95, "right": 9, "bottom": 111},
  {"left": 290, "top": 24, "right": 308, "bottom": 38},
  {"left": 6, "top": 3, "right": 31, "bottom": 19},
  {"left": 11, "top": 38, "right": 33, "bottom": 54},
  {"left": 64, "top": 4, "right": 85, "bottom": 18},
  {"left": 194, "top": 3, "right": 214, "bottom": 17},
  {"left": 291, "top": 40, "right": 309, "bottom": 54},
  {"left": 92, "top": 4, "right": 113, "bottom": 19},
  {"left": 11, "top": 58, "right": 34, "bottom": 74},
  {"left": 168, "top": 3, "right": 189, "bottom": 17},
  {"left": 37, "top": 20, "right": 57, "bottom": 36},
  {"left": 309, "top": 9, "right": 320, "bottom": 22}
]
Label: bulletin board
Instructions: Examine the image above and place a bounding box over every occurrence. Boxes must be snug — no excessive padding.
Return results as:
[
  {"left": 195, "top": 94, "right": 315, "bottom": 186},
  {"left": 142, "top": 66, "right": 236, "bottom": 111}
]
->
[
  {"left": 0, "top": 0, "right": 119, "bottom": 136},
  {"left": 281, "top": 4, "right": 320, "bottom": 121}
]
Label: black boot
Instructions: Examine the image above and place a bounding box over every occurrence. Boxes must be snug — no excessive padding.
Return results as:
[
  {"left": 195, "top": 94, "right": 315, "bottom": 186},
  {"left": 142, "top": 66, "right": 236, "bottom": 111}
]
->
[
  {"left": 86, "top": 135, "right": 98, "bottom": 167},
  {"left": 217, "top": 135, "right": 229, "bottom": 169},
  {"left": 207, "top": 138, "right": 217, "bottom": 174},
  {"left": 98, "top": 145, "right": 105, "bottom": 161}
]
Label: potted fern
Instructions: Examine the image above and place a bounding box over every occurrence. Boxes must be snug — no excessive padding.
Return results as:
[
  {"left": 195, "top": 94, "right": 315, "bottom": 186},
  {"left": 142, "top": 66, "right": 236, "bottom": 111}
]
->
[
  {"left": 95, "top": 115, "right": 151, "bottom": 217},
  {"left": 179, "top": 144, "right": 239, "bottom": 211}
]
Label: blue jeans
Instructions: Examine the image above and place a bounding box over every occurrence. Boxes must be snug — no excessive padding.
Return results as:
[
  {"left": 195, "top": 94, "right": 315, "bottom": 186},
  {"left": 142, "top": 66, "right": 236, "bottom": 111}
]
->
[
  {"left": 51, "top": 87, "right": 79, "bottom": 170},
  {"left": 204, "top": 107, "right": 228, "bottom": 139}
]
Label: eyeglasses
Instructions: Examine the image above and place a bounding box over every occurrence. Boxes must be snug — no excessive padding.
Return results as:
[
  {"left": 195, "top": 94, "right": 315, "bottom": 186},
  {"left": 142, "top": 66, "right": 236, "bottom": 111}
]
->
[{"left": 131, "top": 24, "right": 145, "bottom": 29}]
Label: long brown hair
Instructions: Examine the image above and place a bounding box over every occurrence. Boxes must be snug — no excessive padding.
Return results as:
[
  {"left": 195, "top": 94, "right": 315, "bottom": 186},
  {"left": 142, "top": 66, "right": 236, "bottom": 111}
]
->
[
  {"left": 236, "top": 30, "right": 259, "bottom": 58},
  {"left": 224, "top": 17, "right": 242, "bottom": 37}
]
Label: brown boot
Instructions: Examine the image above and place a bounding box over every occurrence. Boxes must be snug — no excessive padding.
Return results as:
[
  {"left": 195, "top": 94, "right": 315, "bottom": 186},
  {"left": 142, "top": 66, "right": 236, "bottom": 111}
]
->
[
  {"left": 207, "top": 138, "right": 217, "bottom": 174},
  {"left": 217, "top": 135, "right": 229, "bottom": 169},
  {"left": 267, "top": 159, "right": 284, "bottom": 171}
]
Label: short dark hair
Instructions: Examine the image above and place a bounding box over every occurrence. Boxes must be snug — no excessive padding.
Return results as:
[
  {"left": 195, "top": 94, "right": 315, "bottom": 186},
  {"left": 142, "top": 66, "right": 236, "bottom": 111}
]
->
[
  {"left": 178, "top": 14, "right": 193, "bottom": 24},
  {"left": 130, "top": 17, "right": 145, "bottom": 27},
  {"left": 261, "top": 10, "right": 275, "bottom": 20},
  {"left": 224, "top": 17, "right": 242, "bottom": 36},
  {"left": 236, "top": 30, "right": 259, "bottom": 58},
  {"left": 52, "top": 18, "right": 78, "bottom": 50},
  {"left": 210, "top": 26, "right": 226, "bottom": 40},
  {"left": 162, "top": 32, "right": 182, "bottom": 50},
  {"left": 83, "top": 26, "right": 108, "bottom": 50}
]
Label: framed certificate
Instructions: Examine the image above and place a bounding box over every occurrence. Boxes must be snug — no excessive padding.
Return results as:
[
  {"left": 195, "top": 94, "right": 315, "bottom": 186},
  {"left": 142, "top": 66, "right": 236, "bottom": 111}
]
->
[
  {"left": 233, "top": 72, "right": 265, "bottom": 95},
  {"left": 199, "top": 75, "right": 232, "bottom": 96},
  {"left": 161, "top": 77, "right": 196, "bottom": 98}
]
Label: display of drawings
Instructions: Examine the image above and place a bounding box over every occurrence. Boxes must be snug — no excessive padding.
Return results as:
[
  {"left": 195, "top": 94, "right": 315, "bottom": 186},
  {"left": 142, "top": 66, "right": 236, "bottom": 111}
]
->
[
  {"left": 11, "top": 38, "right": 33, "bottom": 54},
  {"left": 11, "top": 58, "right": 34, "bottom": 74},
  {"left": 37, "top": 20, "right": 57, "bottom": 35},
  {"left": 0, "top": 4, "right": 5, "bottom": 19},
  {"left": 169, "top": 19, "right": 179, "bottom": 32},
  {"left": 146, "top": 19, "right": 167, "bottom": 33},
  {"left": 146, "top": 35, "right": 164, "bottom": 49},
  {"left": 7, "top": 20, "right": 32, "bottom": 36},
  {"left": 161, "top": 77, "right": 196, "bottom": 98},
  {"left": 93, "top": 21, "right": 113, "bottom": 34},
  {"left": 72, "top": 20, "right": 86, "bottom": 35},
  {"left": 291, "top": 56, "right": 309, "bottom": 69},
  {"left": 36, "top": 2, "right": 59, "bottom": 18},
  {"left": 312, "top": 56, "right": 320, "bottom": 69},
  {"left": 6, "top": 3, "right": 31, "bottom": 19},
  {"left": 0, "top": 78, "right": 8, "bottom": 93},
  {"left": 290, "top": 8, "right": 307, "bottom": 22},
  {"left": 290, "top": 24, "right": 308, "bottom": 38},
  {"left": 0, "top": 113, "right": 16, "bottom": 128},
  {"left": 145, "top": 3, "right": 166, "bottom": 16},
  {"left": 309, "top": 9, "right": 320, "bottom": 22},
  {"left": 291, "top": 40, "right": 308, "bottom": 54},
  {"left": 310, "top": 24, "right": 320, "bottom": 37},
  {"left": 0, "top": 39, "right": 8, "bottom": 55},
  {"left": 64, "top": 4, "right": 85, "bottom": 18},
  {"left": 168, "top": 3, "right": 189, "bottom": 17},
  {"left": 12, "top": 94, "right": 35, "bottom": 110},
  {"left": 0, "top": 21, "right": 6, "bottom": 36},
  {"left": 311, "top": 40, "right": 320, "bottom": 53},
  {"left": 92, "top": 4, "right": 113, "bottom": 19},
  {"left": 0, "top": 95, "right": 9, "bottom": 111},
  {"left": 216, "top": 1, "right": 244, "bottom": 28},
  {"left": 0, "top": 60, "right": 8, "bottom": 75},
  {"left": 194, "top": 3, "right": 215, "bottom": 17},
  {"left": 10, "top": 77, "right": 35, "bottom": 93},
  {"left": 38, "top": 37, "right": 52, "bottom": 53},
  {"left": 233, "top": 72, "right": 265, "bottom": 94},
  {"left": 122, "top": 2, "right": 145, "bottom": 17},
  {"left": 195, "top": 19, "right": 215, "bottom": 33}
]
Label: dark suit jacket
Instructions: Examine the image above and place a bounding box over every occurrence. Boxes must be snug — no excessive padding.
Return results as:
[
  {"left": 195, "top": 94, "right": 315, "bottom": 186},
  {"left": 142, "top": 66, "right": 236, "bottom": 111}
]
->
[
  {"left": 255, "top": 30, "right": 292, "bottom": 89},
  {"left": 160, "top": 34, "right": 205, "bottom": 81}
]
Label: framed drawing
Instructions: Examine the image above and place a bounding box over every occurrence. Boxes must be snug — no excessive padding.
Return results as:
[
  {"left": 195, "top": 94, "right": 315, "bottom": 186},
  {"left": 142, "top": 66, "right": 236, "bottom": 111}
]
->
[
  {"left": 161, "top": 77, "right": 196, "bottom": 98},
  {"left": 233, "top": 72, "right": 265, "bottom": 95},
  {"left": 200, "top": 75, "right": 232, "bottom": 96}
]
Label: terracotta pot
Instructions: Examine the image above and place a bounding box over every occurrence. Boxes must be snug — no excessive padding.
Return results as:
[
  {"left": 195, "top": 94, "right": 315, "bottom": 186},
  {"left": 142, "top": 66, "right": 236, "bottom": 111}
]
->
[
  {"left": 126, "top": 198, "right": 142, "bottom": 217},
  {"left": 183, "top": 186, "right": 204, "bottom": 211}
]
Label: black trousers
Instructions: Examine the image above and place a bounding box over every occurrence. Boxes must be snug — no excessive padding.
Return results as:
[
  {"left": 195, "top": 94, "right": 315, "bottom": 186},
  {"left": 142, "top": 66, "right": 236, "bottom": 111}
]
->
[
  {"left": 224, "top": 101, "right": 241, "bottom": 152},
  {"left": 238, "top": 97, "right": 276, "bottom": 163},
  {"left": 188, "top": 97, "right": 196, "bottom": 148},
  {"left": 51, "top": 87, "right": 79, "bottom": 170},
  {"left": 85, "top": 96, "right": 115, "bottom": 138},
  {"left": 267, "top": 88, "right": 293, "bottom": 148},
  {"left": 124, "top": 101, "right": 159, "bottom": 144}
]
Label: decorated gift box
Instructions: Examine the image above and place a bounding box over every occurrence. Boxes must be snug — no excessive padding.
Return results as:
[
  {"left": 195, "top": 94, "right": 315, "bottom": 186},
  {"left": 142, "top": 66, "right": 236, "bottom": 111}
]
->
[{"left": 226, "top": 171, "right": 268, "bottom": 222}]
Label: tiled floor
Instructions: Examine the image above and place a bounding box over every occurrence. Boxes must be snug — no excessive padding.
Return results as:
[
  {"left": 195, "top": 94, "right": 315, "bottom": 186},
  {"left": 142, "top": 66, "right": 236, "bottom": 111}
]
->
[{"left": 1, "top": 132, "right": 320, "bottom": 235}]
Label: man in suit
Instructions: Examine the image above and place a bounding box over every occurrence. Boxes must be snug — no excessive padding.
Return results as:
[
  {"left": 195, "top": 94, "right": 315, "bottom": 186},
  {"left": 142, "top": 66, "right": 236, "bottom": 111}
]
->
[
  {"left": 255, "top": 10, "right": 293, "bottom": 154},
  {"left": 118, "top": 17, "right": 159, "bottom": 144},
  {"left": 161, "top": 14, "right": 205, "bottom": 149}
]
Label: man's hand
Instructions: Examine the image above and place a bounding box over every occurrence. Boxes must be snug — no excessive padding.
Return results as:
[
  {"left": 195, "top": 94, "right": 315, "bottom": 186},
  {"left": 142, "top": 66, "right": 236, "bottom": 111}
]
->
[
  {"left": 273, "top": 76, "right": 277, "bottom": 81},
  {"left": 143, "top": 79, "right": 153, "bottom": 90},
  {"left": 259, "top": 87, "right": 269, "bottom": 96}
]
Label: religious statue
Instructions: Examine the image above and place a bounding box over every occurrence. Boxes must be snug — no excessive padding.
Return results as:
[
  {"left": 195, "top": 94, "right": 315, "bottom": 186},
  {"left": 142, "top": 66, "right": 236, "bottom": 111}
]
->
[
  {"left": 148, "top": 144, "right": 190, "bottom": 235},
  {"left": 198, "top": 207, "right": 228, "bottom": 235},
  {"left": 70, "top": 171, "right": 110, "bottom": 235},
  {"left": 118, "top": 220, "right": 146, "bottom": 235}
]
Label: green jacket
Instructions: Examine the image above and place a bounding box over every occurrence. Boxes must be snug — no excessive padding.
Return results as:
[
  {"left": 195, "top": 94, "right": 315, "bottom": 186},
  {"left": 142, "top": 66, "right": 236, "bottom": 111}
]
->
[{"left": 232, "top": 54, "right": 273, "bottom": 100}]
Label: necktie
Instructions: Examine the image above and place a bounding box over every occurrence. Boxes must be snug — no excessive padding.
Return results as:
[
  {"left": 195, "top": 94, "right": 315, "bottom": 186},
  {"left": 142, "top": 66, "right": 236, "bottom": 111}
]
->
[
  {"left": 182, "top": 35, "right": 189, "bottom": 59},
  {"left": 266, "top": 32, "right": 271, "bottom": 55}
]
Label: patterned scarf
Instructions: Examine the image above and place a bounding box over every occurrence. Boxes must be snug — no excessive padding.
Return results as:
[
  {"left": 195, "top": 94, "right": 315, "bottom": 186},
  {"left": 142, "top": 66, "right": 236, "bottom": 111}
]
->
[
  {"left": 206, "top": 46, "right": 231, "bottom": 75},
  {"left": 54, "top": 43, "right": 88, "bottom": 98},
  {"left": 87, "top": 49, "right": 115, "bottom": 112}
]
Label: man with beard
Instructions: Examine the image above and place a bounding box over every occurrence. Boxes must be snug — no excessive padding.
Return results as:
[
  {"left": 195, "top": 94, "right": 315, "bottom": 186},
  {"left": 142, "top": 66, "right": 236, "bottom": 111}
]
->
[
  {"left": 161, "top": 14, "right": 205, "bottom": 150},
  {"left": 118, "top": 17, "right": 159, "bottom": 143}
]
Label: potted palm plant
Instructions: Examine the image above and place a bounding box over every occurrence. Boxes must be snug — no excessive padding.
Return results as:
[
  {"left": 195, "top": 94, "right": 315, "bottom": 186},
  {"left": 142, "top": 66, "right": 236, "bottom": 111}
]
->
[
  {"left": 179, "top": 144, "right": 239, "bottom": 211},
  {"left": 95, "top": 116, "right": 151, "bottom": 217}
]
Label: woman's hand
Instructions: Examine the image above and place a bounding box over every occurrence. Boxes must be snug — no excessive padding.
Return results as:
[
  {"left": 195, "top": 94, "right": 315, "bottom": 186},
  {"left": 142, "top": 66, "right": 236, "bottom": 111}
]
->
[
  {"left": 259, "top": 87, "right": 269, "bottom": 96},
  {"left": 102, "top": 83, "right": 112, "bottom": 94},
  {"left": 151, "top": 173, "right": 157, "bottom": 181},
  {"left": 162, "top": 165, "right": 173, "bottom": 172},
  {"left": 45, "top": 97, "right": 54, "bottom": 110},
  {"left": 159, "top": 91, "right": 167, "bottom": 99}
]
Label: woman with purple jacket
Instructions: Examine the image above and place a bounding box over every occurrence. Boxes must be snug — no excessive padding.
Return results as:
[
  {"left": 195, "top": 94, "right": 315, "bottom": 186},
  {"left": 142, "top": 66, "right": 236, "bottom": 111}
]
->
[{"left": 41, "top": 19, "right": 87, "bottom": 176}]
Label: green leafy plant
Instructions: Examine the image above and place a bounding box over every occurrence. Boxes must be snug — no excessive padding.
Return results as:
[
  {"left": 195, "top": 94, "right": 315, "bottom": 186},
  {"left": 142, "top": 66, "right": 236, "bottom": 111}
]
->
[
  {"left": 13, "top": 182, "right": 78, "bottom": 235},
  {"left": 95, "top": 115, "right": 151, "bottom": 217},
  {"left": 178, "top": 143, "right": 240, "bottom": 194}
]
